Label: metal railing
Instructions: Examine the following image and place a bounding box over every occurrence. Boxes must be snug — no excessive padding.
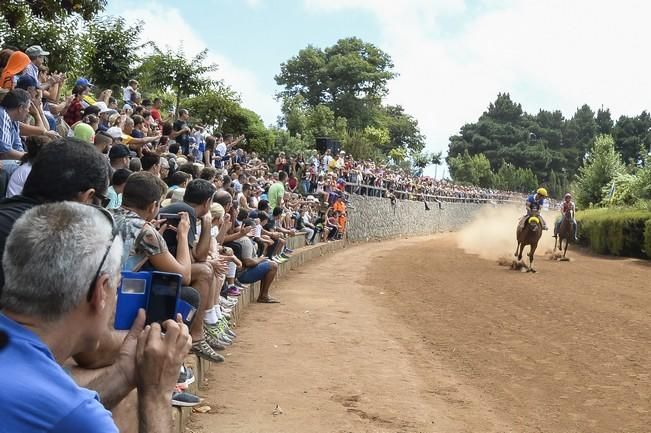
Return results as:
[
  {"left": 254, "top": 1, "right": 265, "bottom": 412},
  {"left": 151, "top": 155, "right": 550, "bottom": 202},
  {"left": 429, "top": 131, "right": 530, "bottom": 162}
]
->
[{"left": 343, "top": 183, "right": 523, "bottom": 205}]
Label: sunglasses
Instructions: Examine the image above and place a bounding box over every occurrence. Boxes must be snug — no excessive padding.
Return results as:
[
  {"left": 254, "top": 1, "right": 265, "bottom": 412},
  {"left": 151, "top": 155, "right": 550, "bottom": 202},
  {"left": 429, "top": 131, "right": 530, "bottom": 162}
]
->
[{"left": 86, "top": 205, "right": 119, "bottom": 302}]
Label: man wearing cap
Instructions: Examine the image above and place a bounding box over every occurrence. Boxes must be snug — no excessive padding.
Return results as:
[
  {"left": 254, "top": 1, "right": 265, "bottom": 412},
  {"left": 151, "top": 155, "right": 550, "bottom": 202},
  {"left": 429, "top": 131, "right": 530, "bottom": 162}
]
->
[
  {"left": 23, "top": 46, "right": 50, "bottom": 89},
  {"left": 109, "top": 144, "right": 131, "bottom": 176},
  {"left": 94, "top": 102, "right": 117, "bottom": 133}
]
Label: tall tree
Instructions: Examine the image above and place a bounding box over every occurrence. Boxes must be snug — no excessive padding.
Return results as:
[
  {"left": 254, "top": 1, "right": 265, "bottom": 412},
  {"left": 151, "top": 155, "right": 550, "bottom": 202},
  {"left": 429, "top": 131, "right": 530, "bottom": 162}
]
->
[
  {"left": 275, "top": 37, "right": 395, "bottom": 130},
  {"left": 137, "top": 46, "right": 217, "bottom": 117},
  {"left": 575, "top": 134, "right": 625, "bottom": 208},
  {"left": 78, "top": 16, "right": 142, "bottom": 92}
]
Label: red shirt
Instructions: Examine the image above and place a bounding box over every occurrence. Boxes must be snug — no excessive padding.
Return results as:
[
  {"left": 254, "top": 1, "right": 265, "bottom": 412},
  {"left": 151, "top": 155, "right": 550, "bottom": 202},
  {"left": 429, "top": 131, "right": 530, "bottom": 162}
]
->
[
  {"left": 150, "top": 108, "right": 162, "bottom": 125},
  {"left": 64, "top": 97, "right": 83, "bottom": 126}
]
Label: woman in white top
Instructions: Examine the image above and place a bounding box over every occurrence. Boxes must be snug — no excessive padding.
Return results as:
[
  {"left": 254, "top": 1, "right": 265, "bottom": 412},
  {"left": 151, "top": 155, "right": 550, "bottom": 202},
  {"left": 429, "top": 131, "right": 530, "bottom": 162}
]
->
[{"left": 7, "top": 135, "right": 49, "bottom": 198}]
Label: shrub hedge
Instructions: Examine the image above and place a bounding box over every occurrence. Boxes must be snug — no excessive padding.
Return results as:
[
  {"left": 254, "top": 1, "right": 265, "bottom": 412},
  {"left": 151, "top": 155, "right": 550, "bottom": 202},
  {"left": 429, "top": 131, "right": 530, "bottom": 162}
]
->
[{"left": 576, "top": 208, "right": 651, "bottom": 258}]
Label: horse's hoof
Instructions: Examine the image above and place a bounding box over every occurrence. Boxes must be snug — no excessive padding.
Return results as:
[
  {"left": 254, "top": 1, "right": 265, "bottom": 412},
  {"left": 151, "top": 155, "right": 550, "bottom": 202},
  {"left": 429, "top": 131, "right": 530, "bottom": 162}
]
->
[{"left": 530, "top": 268, "right": 537, "bottom": 273}]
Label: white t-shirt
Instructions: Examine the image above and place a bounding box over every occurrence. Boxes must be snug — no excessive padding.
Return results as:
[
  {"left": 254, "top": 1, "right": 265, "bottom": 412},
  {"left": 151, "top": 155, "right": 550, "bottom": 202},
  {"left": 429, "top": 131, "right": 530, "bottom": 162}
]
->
[
  {"left": 6, "top": 162, "right": 32, "bottom": 198},
  {"left": 215, "top": 142, "right": 227, "bottom": 157},
  {"left": 123, "top": 86, "right": 135, "bottom": 103}
]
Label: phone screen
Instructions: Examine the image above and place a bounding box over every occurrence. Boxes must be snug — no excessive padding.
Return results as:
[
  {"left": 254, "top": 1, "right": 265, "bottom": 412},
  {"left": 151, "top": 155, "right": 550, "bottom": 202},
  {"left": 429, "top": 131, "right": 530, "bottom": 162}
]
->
[{"left": 146, "top": 272, "right": 180, "bottom": 325}]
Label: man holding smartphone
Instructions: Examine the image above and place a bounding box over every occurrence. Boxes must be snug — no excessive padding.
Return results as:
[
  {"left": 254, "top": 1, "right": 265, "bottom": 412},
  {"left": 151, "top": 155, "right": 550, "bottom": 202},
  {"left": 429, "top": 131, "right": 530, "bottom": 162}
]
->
[{"left": 0, "top": 202, "right": 190, "bottom": 433}]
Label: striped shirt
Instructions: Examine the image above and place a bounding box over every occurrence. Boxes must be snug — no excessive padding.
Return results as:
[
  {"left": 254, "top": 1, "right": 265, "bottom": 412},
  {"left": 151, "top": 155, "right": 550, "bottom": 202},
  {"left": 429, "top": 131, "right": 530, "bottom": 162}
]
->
[{"left": 0, "top": 107, "right": 23, "bottom": 154}]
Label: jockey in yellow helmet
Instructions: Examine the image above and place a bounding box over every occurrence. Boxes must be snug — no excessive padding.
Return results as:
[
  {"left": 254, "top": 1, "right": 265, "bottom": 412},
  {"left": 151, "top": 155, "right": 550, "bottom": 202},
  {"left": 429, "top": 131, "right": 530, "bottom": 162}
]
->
[{"left": 518, "top": 187, "right": 548, "bottom": 231}]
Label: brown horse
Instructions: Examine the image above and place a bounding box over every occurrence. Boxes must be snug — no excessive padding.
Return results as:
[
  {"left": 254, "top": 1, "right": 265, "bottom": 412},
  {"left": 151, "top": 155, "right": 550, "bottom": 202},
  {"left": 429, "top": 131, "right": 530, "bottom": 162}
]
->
[
  {"left": 515, "top": 213, "right": 543, "bottom": 272},
  {"left": 554, "top": 209, "right": 574, "bottom": 260}
]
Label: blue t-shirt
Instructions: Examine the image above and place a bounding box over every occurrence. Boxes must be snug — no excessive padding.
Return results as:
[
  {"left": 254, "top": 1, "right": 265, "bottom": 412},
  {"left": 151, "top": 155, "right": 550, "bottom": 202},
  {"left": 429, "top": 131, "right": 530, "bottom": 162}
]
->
[
  {"left": 527, "top": 194, "right": 545, "bottom": 209},
  {"left": 0, "top": 314, "right": 118, "bottom": 433}
]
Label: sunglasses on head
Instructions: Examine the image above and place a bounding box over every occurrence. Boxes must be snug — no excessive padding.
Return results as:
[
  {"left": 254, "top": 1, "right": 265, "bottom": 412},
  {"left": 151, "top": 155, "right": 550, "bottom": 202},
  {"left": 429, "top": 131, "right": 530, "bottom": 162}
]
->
[{"left": 86, "top": 205, "right": 119, "bottom": 302}]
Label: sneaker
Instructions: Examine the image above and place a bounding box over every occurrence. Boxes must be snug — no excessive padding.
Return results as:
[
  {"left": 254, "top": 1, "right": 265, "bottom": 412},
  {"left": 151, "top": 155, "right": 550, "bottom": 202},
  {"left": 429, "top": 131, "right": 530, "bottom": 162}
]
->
[
  {"left": 192, "top": 340, "right": 225, "bottom": 363},
  {"left": 227, "top": 286, "right": 242, "bottom": 296},
  {"left": 204, "top": 328, "right": 226, "bottom": 351},
  {"left": 177, "top": 365, "right": 195, "bottom": 388},
  {"left": 207, "top": 323, "right": 233, "bottom": 344},
  {"left": 285, "top": 248, "right": 294, "bottom": 254},
  {"left": 280, "top": 253, "right": 291, "bottom": 259},
  {"left": 220, "top": 297, "right": 237, "bottom": 307},
  {"left": 172, "top": 390, "right": 201, "bottom": 407}
]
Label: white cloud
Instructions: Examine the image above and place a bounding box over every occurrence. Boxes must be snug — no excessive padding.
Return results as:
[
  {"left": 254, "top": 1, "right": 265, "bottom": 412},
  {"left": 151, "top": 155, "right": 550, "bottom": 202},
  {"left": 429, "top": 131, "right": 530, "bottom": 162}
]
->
[
  {"left": 119, "top": 2, "right": 278, "bottom": 125},
  {"left": 304, "top": 0, "right": 651, "bottom": 173}
]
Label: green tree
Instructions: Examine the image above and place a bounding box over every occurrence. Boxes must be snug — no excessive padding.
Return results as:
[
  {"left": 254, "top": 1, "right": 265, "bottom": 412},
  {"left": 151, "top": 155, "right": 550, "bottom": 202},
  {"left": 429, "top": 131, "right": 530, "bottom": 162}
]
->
[
  {"left": 448, "top": 150, "right": 493, "bottom": 188},
  {"left": 78, "top": 16, "right": 142, "bottom": 92},
  {"left": 275, "top": 37, "right": 395, "bottom": 130},
  {"left": 575, "top": 134, "right": 625, "bottom": 208},
  {"left": 137, "top": 46, "right": 217, "bottom": 117},
  {"left": 0, "top": 0, "right": 106, "bottom": 73},
  {"left": 378, "top": 105, "right": 425, "bottom": 153},
  {"left": 182, "top": 86, "right": 242, "bottom": 130},
  {"left": 0, "top": 13, "right": 79, "bottom": 73},
  {"left": 596, "top": 108, "right": 614, "bottom": 135},
  {"left": 611, "top": 112, "right": 651, "bottom": 165}
]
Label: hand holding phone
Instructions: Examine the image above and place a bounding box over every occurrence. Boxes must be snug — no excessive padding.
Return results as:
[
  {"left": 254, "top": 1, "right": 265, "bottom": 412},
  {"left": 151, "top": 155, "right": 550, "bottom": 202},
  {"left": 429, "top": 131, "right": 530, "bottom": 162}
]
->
[{"left": 145, "top": 272, "right": 181, "bottom": 326}]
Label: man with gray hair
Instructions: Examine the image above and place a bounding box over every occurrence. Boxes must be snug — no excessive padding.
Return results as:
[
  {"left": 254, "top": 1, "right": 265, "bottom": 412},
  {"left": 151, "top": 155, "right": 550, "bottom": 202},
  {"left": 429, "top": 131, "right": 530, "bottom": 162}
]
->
[{"left": 0, "top": 202, "right": 191, "bottom": 432}]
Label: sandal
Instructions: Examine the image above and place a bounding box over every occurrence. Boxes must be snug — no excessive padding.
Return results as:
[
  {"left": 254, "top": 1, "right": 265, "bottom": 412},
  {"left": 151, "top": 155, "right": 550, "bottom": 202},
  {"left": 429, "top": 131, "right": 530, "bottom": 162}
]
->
[{"left": 257, "top": 297, "right": 280, "bottom": 304}]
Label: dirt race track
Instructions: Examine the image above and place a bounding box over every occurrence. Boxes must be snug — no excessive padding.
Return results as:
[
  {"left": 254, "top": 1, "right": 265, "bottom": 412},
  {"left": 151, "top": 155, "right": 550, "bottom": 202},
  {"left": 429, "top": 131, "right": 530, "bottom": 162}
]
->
[{"left": 193, "top": 232, "right": 651, "bottom": 433}]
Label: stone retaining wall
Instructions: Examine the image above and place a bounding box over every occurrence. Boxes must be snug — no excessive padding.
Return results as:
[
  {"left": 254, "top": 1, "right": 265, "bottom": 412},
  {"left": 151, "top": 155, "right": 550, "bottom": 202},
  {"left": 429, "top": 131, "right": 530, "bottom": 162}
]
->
[{"left": 347, "top": 195, "right": 484, "bottom": 241}]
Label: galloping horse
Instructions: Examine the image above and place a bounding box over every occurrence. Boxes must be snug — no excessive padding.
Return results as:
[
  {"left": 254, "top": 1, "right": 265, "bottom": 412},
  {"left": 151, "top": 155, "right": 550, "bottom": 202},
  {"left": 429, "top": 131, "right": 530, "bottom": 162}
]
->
[
  {"left": 554, "top": 209, "right": 574, "bottom": 260},
  {"left": 515, "top": 210, "right": 544, "bottom": 272}
]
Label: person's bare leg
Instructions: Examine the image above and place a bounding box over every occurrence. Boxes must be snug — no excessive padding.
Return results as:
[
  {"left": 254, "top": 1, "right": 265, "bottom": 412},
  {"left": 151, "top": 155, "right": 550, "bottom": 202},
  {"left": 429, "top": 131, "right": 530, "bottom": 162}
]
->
[
  {"left": 190, "top": 262, "right": 213, "bottom": 341},
  {"left": 257, "top": 261, "right": 279, "bottom": 301}
]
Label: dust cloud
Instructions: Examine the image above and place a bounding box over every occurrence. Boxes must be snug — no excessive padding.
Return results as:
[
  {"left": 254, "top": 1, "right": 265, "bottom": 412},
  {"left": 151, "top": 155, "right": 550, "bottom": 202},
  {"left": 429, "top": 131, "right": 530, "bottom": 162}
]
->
[{"left": 455, "top": 205, "right": 556, "bottom": 261}]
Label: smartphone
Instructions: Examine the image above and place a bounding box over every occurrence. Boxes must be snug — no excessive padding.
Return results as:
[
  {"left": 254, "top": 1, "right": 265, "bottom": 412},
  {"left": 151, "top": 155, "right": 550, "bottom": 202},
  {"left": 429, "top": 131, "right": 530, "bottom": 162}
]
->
[
  {"left": 158, "top": 212, "right": 181, "bottom": 227},
  {"left": 145, "top": 271, "right": 181, "bottom": 325},
  {"left": 114, "top": 272, "right": 151, "bottom": 330}
]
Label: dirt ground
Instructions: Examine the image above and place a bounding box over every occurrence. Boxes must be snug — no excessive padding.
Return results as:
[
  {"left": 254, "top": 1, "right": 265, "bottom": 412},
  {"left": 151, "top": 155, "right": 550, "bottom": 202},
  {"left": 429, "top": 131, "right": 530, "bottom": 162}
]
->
[{"left": 191, "top": 233, "right": 651, "bottom": 433}]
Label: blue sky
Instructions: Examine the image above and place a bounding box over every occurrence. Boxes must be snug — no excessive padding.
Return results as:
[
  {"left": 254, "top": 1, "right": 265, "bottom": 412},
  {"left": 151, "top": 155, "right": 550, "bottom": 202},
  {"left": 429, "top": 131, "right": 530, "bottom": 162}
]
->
[{"left": 108, "top": 0, "right": 651, "bottom": 176}]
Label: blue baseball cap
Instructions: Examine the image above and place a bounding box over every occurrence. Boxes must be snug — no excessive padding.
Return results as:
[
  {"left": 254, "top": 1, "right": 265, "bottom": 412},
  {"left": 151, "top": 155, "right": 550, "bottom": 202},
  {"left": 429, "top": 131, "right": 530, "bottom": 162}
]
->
[
  {"left": 248, "top": 210, "right": 259, "bottom": 219},
  {"left": 16, "top": 75, "right": 39, "bottom": 90},
  {"left": 75, "top": 77, "right": 94, "bottom": 88}
]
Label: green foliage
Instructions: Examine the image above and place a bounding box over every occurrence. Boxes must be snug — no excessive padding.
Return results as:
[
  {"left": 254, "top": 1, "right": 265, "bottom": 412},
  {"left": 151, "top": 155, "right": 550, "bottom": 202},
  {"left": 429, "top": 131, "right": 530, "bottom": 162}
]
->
[
  {"left": 343, "top": 130, "right": 383, "bottom": 162},
  {"left": 575, "top": 134, "right": 625, "bottom": 208},
  {"left": 221, "top": 106, "right": 273, "bottom": 153},
  {"left": 1, "top": 0, "right": 105, "bottom": 28},
  {"left": 182, "top": 87, "right": 242, "bottom": 130},
  {"left": 269, "top": 129, "right": 312, "bottom": 158},
  {"left": 78, "top": 16, "right": 142, "bottom": 92},
  {"left": 137, "top": 46, "right": 217, "bottom": 116},
  {"left": 576, "top": 208, "right": 651, "bottom": 258},
  {"left": 377, "top": 105, "right": 425, "bottom": 153},
  {"left": 0, "top": 13, "right": 80, "bottom": 73},
  {"left": 447, "top": 93, "right": 596, "bottom": 195},
  {"left": 276, "top": 38, "right": 427, "bottom": 171},
  {"left": 492, "top": 162, "right": 539, "bottom": 193},
  {"left": 611, "top": 111, "right": 651, "bottom": 165},
  {"left": 275, "top": 37, "right": 395, "bottom": 129},
  {"left": 448, "top": 150, "right": 493, "bottom": 188}
]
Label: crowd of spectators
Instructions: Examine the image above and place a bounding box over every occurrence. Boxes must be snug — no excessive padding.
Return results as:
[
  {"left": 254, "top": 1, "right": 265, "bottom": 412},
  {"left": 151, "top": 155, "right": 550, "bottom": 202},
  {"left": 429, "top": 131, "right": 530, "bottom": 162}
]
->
[
  {"left": 270, "top": 148, "right": 524, "bottom": 205},
  {"left": 0, "top": 45, "right": 348, "bottom": 433}
]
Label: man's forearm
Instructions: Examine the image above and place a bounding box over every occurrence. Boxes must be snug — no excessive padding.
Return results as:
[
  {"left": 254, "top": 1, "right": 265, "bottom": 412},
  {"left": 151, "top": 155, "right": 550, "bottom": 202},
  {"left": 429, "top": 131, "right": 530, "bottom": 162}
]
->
[
  {"left": 193, "top": 227, "right": 211, "bottom": 262},
  {"left": 84, "top": 362, "right": 134, "bottom": 410},
  {"left": 0, "top": 149, "right": 25, "bottom": 160},
  {"left": 139, "top": 391, "right": 172, "bottom": 433}
]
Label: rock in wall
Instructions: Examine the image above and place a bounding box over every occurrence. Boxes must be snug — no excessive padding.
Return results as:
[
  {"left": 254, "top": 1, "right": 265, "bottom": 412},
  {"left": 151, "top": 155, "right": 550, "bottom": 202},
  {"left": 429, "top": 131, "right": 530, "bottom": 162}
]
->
[{"left": 346, "top": 195, "right": 485, "bottom": 242}]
